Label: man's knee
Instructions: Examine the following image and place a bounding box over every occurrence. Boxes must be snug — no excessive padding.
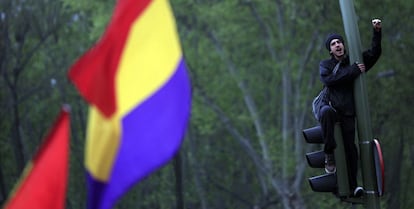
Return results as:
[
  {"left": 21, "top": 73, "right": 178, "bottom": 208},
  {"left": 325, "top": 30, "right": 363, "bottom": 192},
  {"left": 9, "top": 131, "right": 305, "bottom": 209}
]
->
[{"left": 319, "top": 105, "right": 336, "bottom": 119}]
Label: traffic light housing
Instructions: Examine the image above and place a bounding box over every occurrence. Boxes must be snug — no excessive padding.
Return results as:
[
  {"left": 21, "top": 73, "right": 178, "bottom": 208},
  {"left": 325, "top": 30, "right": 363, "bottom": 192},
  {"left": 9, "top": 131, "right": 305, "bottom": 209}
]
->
[{"left": 303, "top": 124, "right": 351, "bottom": 197}]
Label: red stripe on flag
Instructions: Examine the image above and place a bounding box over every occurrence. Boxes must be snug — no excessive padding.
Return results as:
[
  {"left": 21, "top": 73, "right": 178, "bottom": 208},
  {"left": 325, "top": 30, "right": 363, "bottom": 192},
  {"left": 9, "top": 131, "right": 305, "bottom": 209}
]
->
[
  {"left": 3, "top": 108, "right": 70, "bottom": 209},
  {"left": 68, "top": 0, "right": 152, "bottom": 117}
]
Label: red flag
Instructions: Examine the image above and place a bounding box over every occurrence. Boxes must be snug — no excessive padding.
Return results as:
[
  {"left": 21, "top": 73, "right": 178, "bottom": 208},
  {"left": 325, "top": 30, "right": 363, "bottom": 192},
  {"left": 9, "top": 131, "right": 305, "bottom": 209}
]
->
[{"left": 2, "top": 107, "right": 70, "bottom": 209}]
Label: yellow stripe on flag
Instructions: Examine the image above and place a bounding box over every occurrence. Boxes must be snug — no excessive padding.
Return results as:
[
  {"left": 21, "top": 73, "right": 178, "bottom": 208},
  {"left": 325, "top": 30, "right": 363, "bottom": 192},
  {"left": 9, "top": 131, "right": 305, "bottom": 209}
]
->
[
  {"left": 116, "top": 0, "right": 182, "bottom": 117},
  {"left": 85, "top": 107, "right": 121, "bottom": 181}
]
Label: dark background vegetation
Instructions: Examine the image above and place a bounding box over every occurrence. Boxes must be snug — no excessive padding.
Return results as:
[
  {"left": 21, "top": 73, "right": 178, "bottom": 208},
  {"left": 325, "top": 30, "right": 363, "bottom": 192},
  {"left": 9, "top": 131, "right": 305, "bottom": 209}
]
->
[{"left": 0, "top": 0, "right": 413, "bottom": 209}]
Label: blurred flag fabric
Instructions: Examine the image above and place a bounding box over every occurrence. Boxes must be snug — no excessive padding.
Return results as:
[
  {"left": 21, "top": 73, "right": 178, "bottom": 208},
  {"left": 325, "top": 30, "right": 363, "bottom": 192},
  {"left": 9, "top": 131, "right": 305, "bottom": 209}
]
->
[
  {"left": 68, "top": 1, "right": 191, "bottom": 209},
  {"left": 2, "top": 107, "right": 70, "bottom": 209}
]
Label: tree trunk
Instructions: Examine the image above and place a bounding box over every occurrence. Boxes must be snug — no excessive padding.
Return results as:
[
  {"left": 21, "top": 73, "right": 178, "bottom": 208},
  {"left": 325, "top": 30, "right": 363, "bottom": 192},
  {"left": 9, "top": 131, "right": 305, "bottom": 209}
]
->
[
  {"left": 10, "top": 88, "right": 25, "bottom": 173},
  {"left": 0, "top": 165, "right": 6, "bottom": 205},
  {"left": 386, "top": 130, "right": 403, "bottom": 209},
  {"left": 187, "top": 131, "right": 208, "bottom": 209}
]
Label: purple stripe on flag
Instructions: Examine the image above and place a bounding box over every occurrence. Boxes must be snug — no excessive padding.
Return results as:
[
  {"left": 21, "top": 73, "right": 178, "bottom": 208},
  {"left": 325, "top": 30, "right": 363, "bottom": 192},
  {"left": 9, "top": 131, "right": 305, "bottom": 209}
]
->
[{"left": 86, "top": 59, "right": 191, "bottom": 209}]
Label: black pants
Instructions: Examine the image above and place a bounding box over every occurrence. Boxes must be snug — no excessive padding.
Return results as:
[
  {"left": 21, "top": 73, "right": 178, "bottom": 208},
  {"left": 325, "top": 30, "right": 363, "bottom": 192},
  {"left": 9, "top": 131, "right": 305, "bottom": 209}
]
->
[{"left": 319, "top": 105, "right": 359, "bottom": 190}]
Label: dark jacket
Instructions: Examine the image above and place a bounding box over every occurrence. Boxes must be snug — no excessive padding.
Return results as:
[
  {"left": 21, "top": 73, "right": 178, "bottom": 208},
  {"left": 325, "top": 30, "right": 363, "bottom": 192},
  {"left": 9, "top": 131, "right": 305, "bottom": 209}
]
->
[{"left": 319, "top": 29, "right": 381, "bottom": 116}]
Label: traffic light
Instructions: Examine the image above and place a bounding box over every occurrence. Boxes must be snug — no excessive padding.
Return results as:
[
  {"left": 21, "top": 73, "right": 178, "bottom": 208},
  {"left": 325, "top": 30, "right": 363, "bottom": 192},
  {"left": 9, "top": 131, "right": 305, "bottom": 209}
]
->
[{"left": 302, "top": 124, "right": 351, "bottom": 197}]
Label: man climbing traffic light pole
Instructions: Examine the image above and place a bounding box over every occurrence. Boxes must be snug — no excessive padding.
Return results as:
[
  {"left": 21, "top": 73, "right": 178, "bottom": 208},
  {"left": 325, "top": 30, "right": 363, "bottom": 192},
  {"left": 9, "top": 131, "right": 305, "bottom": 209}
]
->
[
  {"left": 303, "top": 1, "right": 383, "bottom": 208},
  {"left": 316, "top": 17, "right": 381, "bottom": 197}
]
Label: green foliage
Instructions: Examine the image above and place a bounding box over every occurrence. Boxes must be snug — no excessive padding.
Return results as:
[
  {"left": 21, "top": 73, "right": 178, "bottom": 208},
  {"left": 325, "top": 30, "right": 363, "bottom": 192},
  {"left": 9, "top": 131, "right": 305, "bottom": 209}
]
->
[
  {"left": 62, "top": 0, "right": 116, "bottom": 41},
  {"left": 0, "top": 0, "right": 98, "bottom": 206},
  {"left": 1, "top": 0, "right": 413, "bottom": 209}
]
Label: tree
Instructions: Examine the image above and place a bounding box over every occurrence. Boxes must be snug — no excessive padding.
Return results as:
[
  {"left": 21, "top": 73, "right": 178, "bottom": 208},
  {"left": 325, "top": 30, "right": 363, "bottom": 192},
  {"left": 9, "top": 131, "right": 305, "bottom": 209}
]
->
[
  {"left": 1, "top": 0, "right": 414, "bottom": 208},
  {"left": 0, "top": 0, "right": 96, "bottom": 207},
  {"left": 172, "top": 0, "right": 345, "bottom": 208}
]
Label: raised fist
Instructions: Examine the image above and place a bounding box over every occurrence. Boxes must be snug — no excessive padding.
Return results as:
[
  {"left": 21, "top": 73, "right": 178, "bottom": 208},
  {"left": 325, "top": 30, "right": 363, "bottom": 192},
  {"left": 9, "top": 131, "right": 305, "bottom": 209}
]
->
[{"left": 372, "top": 18, "right": 382, "bottom": 31}]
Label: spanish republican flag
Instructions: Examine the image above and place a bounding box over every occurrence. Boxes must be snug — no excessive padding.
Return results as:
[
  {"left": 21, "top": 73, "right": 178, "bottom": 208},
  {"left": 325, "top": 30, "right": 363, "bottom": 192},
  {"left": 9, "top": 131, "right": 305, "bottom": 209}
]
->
[
  {"left": 2, "top": 107, "right": 70, "bottom": 209},
  {"left": 68, "top": 1, "right": 191, "bottom": 209}
]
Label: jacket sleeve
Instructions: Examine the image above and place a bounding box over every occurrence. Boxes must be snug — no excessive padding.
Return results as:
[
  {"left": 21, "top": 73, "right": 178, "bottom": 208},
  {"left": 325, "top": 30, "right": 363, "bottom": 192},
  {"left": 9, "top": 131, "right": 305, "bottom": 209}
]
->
[
  {"left": 363, "top": 29, "right": 382, "bottom": 71},
  {"left": 320, "top": 61, "right": 361, "bottom": 86}
]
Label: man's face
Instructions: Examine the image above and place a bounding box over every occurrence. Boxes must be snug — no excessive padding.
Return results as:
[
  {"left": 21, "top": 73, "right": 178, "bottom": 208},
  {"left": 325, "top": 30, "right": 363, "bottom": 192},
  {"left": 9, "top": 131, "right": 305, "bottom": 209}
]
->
[{"left": 329, "top": 39, "right": 345, "bottom": 59}]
